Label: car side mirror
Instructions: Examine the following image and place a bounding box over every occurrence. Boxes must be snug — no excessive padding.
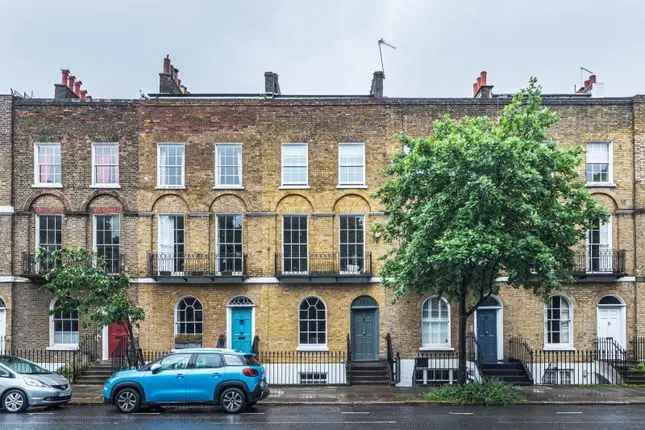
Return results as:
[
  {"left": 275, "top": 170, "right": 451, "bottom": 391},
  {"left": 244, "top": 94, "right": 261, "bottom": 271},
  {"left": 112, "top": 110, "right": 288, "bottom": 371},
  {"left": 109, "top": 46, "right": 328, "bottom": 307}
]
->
[
  {"left": 150, "top": 363, "right": 162, "bottom": 374},
  {"left": 0, "top": 370, "right": 10, "bottom": 378}
]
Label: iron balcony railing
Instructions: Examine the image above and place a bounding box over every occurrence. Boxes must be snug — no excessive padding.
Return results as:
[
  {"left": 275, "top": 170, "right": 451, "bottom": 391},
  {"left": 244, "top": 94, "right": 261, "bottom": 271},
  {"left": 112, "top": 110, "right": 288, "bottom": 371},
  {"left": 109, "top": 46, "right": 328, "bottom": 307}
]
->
[
  {"left": 274, "top": 251, "right": 372, "bottom": 278},
  {"left": 147, "top": 253, "right": 247, "bottom": 278},
  {"left": 573, "top": 249, "right": 625, "bottom": 276},
  {"left": 21, "top": 252, "right": 126, "bottom": 277}
]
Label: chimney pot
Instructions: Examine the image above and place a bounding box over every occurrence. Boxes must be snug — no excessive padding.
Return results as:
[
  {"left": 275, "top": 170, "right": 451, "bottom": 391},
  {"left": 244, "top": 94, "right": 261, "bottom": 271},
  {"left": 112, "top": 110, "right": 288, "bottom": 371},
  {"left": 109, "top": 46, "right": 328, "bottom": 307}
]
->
[
  {"left": 74, "top": 80, "right": 82, "bottom": 96},
  {"left": 589, "top": 74, "right": 597, "bottom": 84},
  {"left": 163, "top": 55, "right": 171, "bottom": 74},
  {"left": 473, "top": 82, "right": 479, "bottom": 96},
  {"left": 480, "top": 70, "right": 487, "bottom": 86},
  {"left": 61, "top": 69, "right": 70, "bottom": 86},
  {"left": 68, "top": 75, "right": 76, "bottom": 89}
]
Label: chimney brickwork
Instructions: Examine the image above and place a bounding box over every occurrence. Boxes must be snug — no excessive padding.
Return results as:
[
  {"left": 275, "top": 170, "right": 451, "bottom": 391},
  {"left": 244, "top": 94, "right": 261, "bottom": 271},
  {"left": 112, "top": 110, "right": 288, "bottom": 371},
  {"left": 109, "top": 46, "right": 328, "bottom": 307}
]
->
[
  {"left": 159, "top": 55, "right": 189, "bottom": 95},
  {"left": 264, "top": 72, "right": 281, "bottom": 95},
  {"left": 370, "top": 71, "right": 384, "bottom": 97},
  {"left": 472, "top": 70, "right": 493, "bottom": 98}
]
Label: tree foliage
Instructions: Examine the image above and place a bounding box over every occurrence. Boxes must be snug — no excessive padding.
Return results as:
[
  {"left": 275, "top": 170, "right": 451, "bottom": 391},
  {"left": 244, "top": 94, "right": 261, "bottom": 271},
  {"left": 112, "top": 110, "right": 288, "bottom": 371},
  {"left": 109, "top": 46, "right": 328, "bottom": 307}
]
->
[
  {"left": 375, "top": 79, "right": 608, "bottom": 382},
  {"left": 40, "top": 248, "right": 144, "bottom": 339}
]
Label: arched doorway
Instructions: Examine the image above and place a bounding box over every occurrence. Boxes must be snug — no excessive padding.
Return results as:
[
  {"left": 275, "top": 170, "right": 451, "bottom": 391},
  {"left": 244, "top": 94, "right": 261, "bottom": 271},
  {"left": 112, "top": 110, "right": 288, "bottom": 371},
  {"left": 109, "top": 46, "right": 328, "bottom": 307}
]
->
[
  {"left": 597, "top": 295, "right": 626, "bottom": 349},
  {"left": 475, "top": 296, "right": 503, "bottom": 363},
  {"left": 350, "top": 296, "right": 379, "bottom": 361},
  {"left": 227, "top": 296, "right": 255, "bottom": 353}
]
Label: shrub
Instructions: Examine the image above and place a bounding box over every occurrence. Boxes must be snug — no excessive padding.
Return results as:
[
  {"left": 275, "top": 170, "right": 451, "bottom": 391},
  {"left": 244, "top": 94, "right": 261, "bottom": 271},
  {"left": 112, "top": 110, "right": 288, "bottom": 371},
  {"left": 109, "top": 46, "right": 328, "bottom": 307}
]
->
[
  {"left": 424, "top": 380, "right": 523, "bottom": 406},
  {"left": 631, "top": 362, "right": 645, "bottom": 373}
]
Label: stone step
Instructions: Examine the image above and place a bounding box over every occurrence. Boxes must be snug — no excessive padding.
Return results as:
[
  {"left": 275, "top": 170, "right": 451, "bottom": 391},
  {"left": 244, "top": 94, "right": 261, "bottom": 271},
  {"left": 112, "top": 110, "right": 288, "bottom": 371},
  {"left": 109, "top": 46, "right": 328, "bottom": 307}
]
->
[{"left": 75, "top": 377, "right": 110, "bottom": 384}]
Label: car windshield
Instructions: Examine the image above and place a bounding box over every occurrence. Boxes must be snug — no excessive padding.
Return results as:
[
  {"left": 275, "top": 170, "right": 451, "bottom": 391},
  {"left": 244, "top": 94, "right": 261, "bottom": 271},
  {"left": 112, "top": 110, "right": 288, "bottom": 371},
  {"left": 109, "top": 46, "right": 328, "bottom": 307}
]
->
[{"left": 0, "top": 356, "right": 51, "bottom": 375}]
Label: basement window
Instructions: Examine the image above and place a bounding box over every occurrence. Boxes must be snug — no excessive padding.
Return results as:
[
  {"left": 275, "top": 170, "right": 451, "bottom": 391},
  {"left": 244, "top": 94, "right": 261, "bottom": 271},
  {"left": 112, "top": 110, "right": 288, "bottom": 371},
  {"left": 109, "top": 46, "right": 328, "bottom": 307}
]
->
[{"left": 300, "top": 371, "right": 327, "bottom": 385}]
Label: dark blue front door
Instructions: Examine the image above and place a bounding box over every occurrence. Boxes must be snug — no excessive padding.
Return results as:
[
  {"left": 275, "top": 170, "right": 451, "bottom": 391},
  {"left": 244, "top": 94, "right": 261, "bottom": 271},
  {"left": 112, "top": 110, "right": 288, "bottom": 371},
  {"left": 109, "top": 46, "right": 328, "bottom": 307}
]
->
[
  {"left": 231, "top": 307, "right": 252, "bottom": 353},
  {"left": 476, "top": 309, "right": 498, "bottom": 363},
  {"left": 351, "top": 309, "right": 378, "bottom": 361}
]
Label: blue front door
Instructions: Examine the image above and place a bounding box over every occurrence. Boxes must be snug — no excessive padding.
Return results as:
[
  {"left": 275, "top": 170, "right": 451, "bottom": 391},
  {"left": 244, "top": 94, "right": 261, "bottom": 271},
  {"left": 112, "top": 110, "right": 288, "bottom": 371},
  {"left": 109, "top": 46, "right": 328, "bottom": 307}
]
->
[
  {"left": 476, "top": 309, "right": 498, "bottom": 363},
  {"left": 231, "top": 307, "right": 252, "bottom": 353}
]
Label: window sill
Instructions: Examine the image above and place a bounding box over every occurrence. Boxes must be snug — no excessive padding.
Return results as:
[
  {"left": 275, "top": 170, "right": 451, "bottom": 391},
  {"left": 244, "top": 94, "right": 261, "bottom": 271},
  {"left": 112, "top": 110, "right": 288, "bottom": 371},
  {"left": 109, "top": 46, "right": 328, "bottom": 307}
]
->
[
  {"left": 279, "top": 185, "right": 310, "bottom": 190},
  {"left": 213, "top": 185, "right": 244, "bottom": 190},
  {"left": 336, "top": 184, "right": 368, "bottom": 189},
  {"left": 586, "top": 183, "right": 615, "bottom": 188},
  {"left": 91, "top": 184, "right": 121, "bottom": 189},
  {"left": 32, "top": 184, "right": 63, "bottom": 189},
  {"left": 47, "top": 345, "right": 79, "bottom": 351},
  {"left": 419, "top": 346, "right": 454, "bottom": 351},
  {"left": 297, "top": 345, "right": 329, "bottom": 352},
  {"left": 543, "top": 345, "right": 575, "bottom": 351},
  {"left": 155, "top": 186, "right": 186, "bottom": 190}
]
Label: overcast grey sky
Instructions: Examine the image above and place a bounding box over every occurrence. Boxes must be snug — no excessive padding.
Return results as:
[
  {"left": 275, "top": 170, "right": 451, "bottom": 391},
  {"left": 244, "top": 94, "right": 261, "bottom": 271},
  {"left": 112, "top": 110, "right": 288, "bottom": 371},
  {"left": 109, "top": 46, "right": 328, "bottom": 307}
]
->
[{"left": 2, "top": 0, "right": 644, "bottom": 98}]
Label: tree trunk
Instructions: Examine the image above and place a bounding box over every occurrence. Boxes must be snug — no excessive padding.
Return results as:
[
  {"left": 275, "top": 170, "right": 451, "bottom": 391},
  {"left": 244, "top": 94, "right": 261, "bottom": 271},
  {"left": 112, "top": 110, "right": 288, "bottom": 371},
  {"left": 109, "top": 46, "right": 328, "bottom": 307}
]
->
[
  {"left": 458, "top": 292, "right": 468, "bottom": 384},
  {"left": 124, "top": 319, "right": 141, "bottom": 367}
]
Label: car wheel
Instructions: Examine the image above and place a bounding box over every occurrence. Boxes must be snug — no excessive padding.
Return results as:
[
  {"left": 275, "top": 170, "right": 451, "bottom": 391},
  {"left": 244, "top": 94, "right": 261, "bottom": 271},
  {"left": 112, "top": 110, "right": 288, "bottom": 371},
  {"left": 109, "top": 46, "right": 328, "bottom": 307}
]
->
[
  {"left": 220, "top": 387, "right": 246, "bottom": 414},
  {"left": 114, "top": 388, "right": 141, "bottom": 413},
  {"left": 2, "top": 389, "right": 28, "bottom": 413}
]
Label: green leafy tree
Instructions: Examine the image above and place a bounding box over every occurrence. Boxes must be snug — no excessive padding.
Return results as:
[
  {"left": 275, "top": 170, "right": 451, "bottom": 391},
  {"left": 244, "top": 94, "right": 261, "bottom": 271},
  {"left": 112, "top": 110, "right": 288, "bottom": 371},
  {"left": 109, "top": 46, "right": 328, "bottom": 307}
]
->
[
  {"left": 40, "top": 248, "right": 144, "bottom": 363},
  {"left": 375, "top": 79, "right": 608, "bottom": 383}
]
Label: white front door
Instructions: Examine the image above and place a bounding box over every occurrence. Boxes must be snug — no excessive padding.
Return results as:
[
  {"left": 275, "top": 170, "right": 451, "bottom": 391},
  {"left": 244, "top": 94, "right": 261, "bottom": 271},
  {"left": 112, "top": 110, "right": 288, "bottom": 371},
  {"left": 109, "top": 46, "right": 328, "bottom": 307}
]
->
[{"left": 597, "top": 306, "right": 624, "bottom": 348}]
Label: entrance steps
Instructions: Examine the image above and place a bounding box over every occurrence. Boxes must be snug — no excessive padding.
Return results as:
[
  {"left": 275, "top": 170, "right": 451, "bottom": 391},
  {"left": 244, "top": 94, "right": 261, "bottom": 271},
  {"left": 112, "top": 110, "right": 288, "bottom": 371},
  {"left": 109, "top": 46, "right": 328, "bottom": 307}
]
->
[
  {"left": 75, "top": 361, "right": 114, "bottom": 385},
  {"left": 350, "top": 360, "right": 392, "bottom": 385},
  {"left": 479, "top": 361, "right": 532, "bottom": 385}
]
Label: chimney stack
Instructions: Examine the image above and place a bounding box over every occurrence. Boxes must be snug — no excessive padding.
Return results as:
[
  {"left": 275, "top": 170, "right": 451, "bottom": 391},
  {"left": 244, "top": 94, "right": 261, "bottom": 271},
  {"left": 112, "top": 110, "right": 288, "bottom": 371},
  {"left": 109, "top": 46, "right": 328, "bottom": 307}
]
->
[
  {"left": 159, "top": 55, "right": 189, "bottom": 94},
  {"left": 576, "top": 73, "right": 597, "bottom": 95},
  {"left": 264, "top": 72, "right": 281, "bottom": 95},
  {"left": 472, "top": 70, "right": 493, "bottom": 98},
  {"left": 54, "top": 69, "right": 91, "bottom": 100},
  {"left": 370, "top": 71, "right": 384, "bottom": 97}
]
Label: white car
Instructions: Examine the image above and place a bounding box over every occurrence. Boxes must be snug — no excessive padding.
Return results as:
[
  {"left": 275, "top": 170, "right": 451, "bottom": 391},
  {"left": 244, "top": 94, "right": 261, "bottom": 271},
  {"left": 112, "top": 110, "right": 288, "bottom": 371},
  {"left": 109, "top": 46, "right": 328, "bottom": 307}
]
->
[{"left": 0, "top": 355, "right": 72, "bottom": 413}]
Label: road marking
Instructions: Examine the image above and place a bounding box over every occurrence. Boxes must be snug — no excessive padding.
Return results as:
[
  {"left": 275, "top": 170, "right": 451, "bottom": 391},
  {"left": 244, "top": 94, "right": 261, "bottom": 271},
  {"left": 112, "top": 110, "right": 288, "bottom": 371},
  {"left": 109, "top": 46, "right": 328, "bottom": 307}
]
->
[
  {"left": 449, "top": 412, "right": 474, "bottom": 415},
  {"left": 241, "top": 412, "right": 265, "bottom": 415},
  {"left": 132, "top": 412, "right": 161, "bottom": 415},
  {"left": 342, "top": 411, "right": 370, "bottom": 414},
  {"left": 26, "top": 412, "right": 55, "bottom": 415},
  {"left": 556, "top": 411, "right": 583, "bottom": 415}
]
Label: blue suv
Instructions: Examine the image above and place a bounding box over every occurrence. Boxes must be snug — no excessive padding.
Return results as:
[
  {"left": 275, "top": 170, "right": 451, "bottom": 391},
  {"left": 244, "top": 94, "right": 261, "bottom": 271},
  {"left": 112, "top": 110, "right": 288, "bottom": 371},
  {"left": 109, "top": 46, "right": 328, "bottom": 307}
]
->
[{"left": 103, "top": 348, "right": 269, "bottom": 414}]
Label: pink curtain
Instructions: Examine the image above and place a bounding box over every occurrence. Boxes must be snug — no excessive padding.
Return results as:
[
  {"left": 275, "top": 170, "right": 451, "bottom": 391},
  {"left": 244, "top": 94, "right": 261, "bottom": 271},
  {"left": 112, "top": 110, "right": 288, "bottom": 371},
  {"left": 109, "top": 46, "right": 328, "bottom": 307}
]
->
[
  {"left": 39, "top": 146, "right": 52, "bottom": 183},
  {"left": 96, "top": 146, "right": 116, "bottom": 183}
]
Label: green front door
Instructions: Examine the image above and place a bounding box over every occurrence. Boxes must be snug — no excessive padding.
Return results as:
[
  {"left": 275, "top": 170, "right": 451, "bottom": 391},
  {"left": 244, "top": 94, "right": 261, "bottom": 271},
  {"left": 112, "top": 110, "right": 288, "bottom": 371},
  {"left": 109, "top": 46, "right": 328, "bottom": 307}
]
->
[{"left": 351, "top": 308, "right": 378, "bottom": 361}]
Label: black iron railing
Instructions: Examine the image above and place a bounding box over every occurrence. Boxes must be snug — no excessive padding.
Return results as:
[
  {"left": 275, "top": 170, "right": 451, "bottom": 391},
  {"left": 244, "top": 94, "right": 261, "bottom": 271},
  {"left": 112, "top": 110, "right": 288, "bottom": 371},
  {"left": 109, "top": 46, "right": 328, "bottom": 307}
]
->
[
  {"left": 147, "top": 253, "right": 247, "bottom": 278},
  {"left": 385, "top": 333, "right": 400, "bottom": 384},
  {"left": 275, "top": 252, "right": 372, "bottom": 277},
  {"left": 258, "top": 350, "right": 348, "bottom": 385},
  {"left": 8, "top": 334, "right": 100, "bottom": 383},
  {"left": 508, "top": 337, "right": 534, "bottom": 384},
  {"left": 632, "top": 336, "right": 645, "bottom": 362},
  {"left": 22, "top": 252, "right": 126, "bottom": 277},
  {"left": 573, "top": 249, "right": 626, "bottom": 275}
]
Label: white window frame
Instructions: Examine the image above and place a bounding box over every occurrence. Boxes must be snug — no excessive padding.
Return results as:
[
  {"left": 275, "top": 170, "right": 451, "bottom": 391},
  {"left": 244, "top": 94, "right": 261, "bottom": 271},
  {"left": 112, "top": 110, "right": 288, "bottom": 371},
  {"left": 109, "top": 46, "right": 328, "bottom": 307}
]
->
[
  {"left": 544, "top": 295, "right": 574, "bottom": 350},
  {"left": 297, "top": 296, "right": 328, "bottom": 351},
  {"left": 420, "top": 296, "right": 451, "bottom": 350},
  {"left": 33, "top": 142, "right": 62, "bottom": 188},
  {"left": 585, "top": 141, "right": 613, "bottom": 187},
  {"left": 92, "top": 214, "right": 121, "bottom": 274},
  {"left": 337, "top": 142, "right": 366, "bottom": 188},
  {"left": 91, "top": 142, "right": 120, "bottom": 188},
  {"left": 282, "top": 214, "right": 309, "bottom": 275},
  {"left": 585, "top": 215, "right": 613, "bottom": 273},
  {"left": 338, "top": 214, "right": 366, "bottom": 274},
  {"left": 174, "top": 296, "right": 204, "bottom": 336},
  {"left": 157, "top": 213, "right": 186, "bottom": 275},
  {"left": 48, "top": 299, "right": 79, "bottom": 350},
  {"left": 281, "top": 143, "right": 309, "bottom": 188},
  {"left": 214, "top": 143, "right": 243, "bottom": 189},
  {"left": 215, "top": 214, "right": 244, "bottom": 275},
  {"left": 156, "top": 143, "right": 186, "bottom": 189}
]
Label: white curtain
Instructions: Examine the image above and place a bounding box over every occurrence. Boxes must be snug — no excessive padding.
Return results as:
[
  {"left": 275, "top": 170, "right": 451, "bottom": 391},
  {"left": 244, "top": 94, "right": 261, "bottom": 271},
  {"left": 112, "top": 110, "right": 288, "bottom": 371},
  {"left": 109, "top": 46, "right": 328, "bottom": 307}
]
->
[
  {"left": 158, "top": 215, "right": 174, "bottom": 272},
  {"left": 587, "top": 143, "right": 609, "bottom": 163}
]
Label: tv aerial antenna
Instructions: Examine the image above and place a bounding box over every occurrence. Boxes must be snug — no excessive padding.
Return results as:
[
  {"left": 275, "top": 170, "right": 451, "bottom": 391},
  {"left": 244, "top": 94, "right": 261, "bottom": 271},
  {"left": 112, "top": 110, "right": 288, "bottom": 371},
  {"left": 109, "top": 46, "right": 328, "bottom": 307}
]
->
[{"left": 378, "top": 38, "right": 396, "bottom": 76}]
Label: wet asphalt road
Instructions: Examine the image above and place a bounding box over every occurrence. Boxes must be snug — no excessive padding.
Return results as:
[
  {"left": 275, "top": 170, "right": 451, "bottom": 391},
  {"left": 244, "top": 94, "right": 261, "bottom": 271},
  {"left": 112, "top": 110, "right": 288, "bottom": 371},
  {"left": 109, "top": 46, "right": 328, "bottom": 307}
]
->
[{"left": 1, "top": 404, "right": 644, "bottom": 429}]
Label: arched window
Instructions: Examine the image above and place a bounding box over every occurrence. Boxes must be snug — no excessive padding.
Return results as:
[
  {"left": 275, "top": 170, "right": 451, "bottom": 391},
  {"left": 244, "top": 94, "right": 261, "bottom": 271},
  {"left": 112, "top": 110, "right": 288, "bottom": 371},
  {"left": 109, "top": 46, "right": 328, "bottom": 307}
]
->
[
  {"left": 299, "top": 297, "right": 326, "bottom": 347},
  {"left": 599, "top": 295, "right": 623, "bottom": 306},
  {"left": 175, "top": 297, "right": 203, "bottom": 335},
  {"left": 50, "top": 300, "right": 79, "bottom": 347},
  {"left": 545, "top": 296, "right": 572, "bottom": 348},
  {"left": 421, "top": 297, "right": 450, "bottom": 348}
]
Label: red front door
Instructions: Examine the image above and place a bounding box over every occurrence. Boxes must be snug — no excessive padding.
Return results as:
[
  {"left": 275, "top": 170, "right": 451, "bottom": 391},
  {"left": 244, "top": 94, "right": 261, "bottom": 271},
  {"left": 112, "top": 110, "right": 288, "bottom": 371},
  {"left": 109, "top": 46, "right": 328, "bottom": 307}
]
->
[{"left": 108, "top": 322, "right": 129, "bottom": 358}]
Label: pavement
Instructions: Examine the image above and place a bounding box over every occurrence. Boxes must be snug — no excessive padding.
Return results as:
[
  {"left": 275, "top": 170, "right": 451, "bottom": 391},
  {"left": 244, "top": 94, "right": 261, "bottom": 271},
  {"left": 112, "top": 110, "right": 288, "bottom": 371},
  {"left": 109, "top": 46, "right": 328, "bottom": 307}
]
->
[
  {"left": 3, "top": 404, "right": 645, "bottom": 429},
  {"left": 71, "top": 383, "right": 645, "bottom": 405}
]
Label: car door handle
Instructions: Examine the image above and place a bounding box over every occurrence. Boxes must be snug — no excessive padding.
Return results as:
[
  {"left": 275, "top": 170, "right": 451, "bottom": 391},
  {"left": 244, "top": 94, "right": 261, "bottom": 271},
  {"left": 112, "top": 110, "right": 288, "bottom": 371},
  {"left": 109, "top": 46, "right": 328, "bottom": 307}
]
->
[
  {"left": 176, "top": 373, "right": 184, "bottom": 378},
  {"left": 212, "top": 373, "right": 220, "bottom": 377}
]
